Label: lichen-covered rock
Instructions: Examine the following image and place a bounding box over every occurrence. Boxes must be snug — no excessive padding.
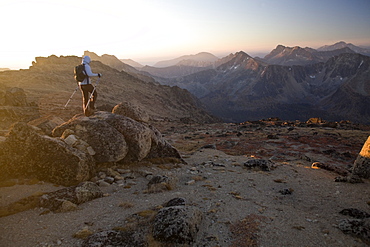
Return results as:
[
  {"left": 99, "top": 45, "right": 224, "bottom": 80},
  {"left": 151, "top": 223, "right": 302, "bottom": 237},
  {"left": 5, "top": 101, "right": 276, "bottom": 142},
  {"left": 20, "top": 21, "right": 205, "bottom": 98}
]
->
[
  {"left": 0, "top": 122, "right": 95, "bottom": 186},
  {"left": 112, "top": 101, "right": 150, "bottom": 123},
  {"left": 244, "top": 159, "right": 276, "bottom": 171},
  {"left": 152, "top": 205, "right": 203, "bottom": 244},
  {"left": 146, "top": 125, "right": 182, "bottom": 160},
  {"left": 338, "top": 218, "right": 370, "bottom": 243},
  {"left": 39, "top": 181, "right": 103, "bottom": 212},
  {"left": 53, "top": 113, "right": 128, "bottom": 163},
  {"left": 53, "top": 111, "right": 181, "bottom": 164},
  {"left": 103, "top": 112, "right": 153, "bottom": 162},
  {"left": 352, "top": 136, "right": 370, "bottom": 178}
]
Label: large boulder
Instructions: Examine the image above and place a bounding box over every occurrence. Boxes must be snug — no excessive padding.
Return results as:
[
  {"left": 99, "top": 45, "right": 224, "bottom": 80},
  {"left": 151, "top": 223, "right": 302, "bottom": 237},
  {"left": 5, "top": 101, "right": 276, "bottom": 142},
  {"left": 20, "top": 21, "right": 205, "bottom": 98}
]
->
[
  {"left": 0, "top": 122, "right": 95, "bottom": 186},
  {"left": 147, "top": 125, "right": 182, "bottom": 160},
  {"left": 52, "top": 113, "right": 128, "bottom": 163},
  {"left": 103, "top": 112, "right": 153, "bottom": 162},
  {"left": 53, "top": 111, "right": 178, "bottom": 163},
  {"left": 352, "top": 136, "right": 370, "bottom": 178},
  {"left": 112, "top": 101, "right": 150, "bottom": 123}
]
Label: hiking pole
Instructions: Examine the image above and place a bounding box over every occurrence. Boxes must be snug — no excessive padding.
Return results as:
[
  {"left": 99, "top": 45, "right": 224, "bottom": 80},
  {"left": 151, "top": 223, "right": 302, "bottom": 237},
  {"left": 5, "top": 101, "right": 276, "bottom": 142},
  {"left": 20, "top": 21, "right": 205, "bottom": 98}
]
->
[
  {"left": 64, "top": 86, "right": 79, "bottom": 108},
  {"left": 85, "top": 77, "right": 101, "bottom": 110}
]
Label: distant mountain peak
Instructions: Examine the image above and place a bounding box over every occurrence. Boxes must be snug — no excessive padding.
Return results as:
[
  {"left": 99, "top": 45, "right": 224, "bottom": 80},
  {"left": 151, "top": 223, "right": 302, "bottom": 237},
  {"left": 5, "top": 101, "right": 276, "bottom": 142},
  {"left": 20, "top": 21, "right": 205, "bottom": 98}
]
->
[
  {"left": 317, "top": 41, "right": 370, "bottom": 56},
  {"left": 153, "top": 52, "right": 219, "bottom": 68}
]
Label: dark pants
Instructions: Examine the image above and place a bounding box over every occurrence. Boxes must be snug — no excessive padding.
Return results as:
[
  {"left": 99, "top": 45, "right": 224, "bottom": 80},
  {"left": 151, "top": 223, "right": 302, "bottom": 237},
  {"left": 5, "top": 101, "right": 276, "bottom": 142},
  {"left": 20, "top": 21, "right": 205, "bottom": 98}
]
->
[{"left": 79, "top": 84, "right": 97, "bottom": 115}]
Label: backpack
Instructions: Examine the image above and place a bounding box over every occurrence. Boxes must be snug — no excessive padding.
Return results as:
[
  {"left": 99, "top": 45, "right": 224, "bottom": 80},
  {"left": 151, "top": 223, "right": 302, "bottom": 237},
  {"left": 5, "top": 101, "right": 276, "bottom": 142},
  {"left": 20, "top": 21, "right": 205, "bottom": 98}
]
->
[{"left": 74, "top": 64, "right": 87, "bottom": 82}]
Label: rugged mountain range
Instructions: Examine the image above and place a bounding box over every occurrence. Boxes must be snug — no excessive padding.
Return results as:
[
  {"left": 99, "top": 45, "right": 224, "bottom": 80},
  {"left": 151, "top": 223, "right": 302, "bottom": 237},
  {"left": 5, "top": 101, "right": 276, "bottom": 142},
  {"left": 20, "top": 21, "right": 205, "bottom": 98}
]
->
[
  {"left": 261, "top": 45, "right": 355, "bottom": 66},
  {"left": 138, "top": 53, "right": 238, "bottom": 79},
  {"left": 138, "top": 52, "right": 221, "bottom": 79},
  {"left": 166, "top": 51, "right": 370, "bottom": 123},
  {"left": 0, "top": 55, "right": 218, "bottom": 129}
]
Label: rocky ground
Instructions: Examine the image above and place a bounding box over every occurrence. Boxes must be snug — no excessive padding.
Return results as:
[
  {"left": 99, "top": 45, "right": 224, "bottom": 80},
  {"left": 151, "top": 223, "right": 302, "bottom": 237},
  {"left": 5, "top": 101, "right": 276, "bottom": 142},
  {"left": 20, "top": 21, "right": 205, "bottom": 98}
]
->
[{"left": 0, "top": 120, "right": 370, "bottom": 246}]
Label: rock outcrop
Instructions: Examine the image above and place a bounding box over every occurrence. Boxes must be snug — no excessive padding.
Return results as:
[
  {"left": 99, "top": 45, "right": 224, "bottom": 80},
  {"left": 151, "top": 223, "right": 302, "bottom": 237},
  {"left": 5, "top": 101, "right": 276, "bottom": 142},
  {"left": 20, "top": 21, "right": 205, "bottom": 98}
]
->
[
  {"left": 0, "top": 122, "right": 95, "bottom": 186},
  {"left": 53, "top": 111, "right": 181, "bottom": 163},
  {"left": 0, "top": 109, "right": 182, "bottom": 186},
  {"left": 53, "top": 113, "right": 129, "bottom": 163}
]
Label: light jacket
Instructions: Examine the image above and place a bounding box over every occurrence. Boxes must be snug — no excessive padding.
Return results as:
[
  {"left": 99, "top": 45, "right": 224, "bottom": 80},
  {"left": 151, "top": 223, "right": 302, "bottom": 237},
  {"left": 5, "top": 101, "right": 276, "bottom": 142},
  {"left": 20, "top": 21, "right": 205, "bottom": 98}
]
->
[{"left": 80, "top": 56, "right": 99, "bottom": 85}]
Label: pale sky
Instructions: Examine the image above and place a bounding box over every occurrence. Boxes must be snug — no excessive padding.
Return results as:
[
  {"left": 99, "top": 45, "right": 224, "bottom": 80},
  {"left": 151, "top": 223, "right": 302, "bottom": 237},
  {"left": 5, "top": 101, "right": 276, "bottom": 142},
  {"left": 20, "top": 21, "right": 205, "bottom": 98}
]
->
[{"left": 1, "top": 0, "right": 369, "bottom": 69}]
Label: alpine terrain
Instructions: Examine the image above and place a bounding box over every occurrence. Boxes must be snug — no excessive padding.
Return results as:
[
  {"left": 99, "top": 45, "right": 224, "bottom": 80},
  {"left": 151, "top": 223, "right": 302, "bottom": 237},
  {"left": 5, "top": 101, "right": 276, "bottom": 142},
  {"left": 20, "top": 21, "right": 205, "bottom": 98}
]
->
[{"left": 150, "top": 42, "right": 370, "bottom": 124}]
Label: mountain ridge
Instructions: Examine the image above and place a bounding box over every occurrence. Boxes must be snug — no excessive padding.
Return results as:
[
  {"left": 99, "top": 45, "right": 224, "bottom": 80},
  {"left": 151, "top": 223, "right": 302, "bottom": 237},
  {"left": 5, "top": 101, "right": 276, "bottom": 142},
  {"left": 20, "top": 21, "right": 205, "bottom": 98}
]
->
[
  {"left": 153, "top": 52, "right": 219, "bottom": 68},
  {"left": 169, "top": 51, "right": 370, "bottom": 123},
  {"left": 0, "top": 55, "right": 218, "bottom": 130}
]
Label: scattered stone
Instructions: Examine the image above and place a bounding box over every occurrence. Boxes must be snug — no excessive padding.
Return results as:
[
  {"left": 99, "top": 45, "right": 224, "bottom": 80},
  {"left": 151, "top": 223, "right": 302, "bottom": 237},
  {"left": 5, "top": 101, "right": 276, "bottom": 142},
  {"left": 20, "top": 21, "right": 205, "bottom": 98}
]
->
[
  {"left": 97, "top": 180, "right": 111, "bottom": 187},
  {"left": 39, "top": 182, "right": 103, "bottom": 212},
  {"left": 106, "top": 168, "right": 120, "bottom": 177},
  {"left": 147, "top": 175, "right": 177, "bottom": 193},
  {"left": 244, "top": 159, "right": 276, "bottom": 171},
  {"left": 200, "top": 144, "right": 217, "bottom": 149},
  {"left": 104, "top": 177, "right": 115, "bottom": 184},
  {"left": 335, "top": 175, "right": 364, "bottom": 183},
  {"left": 164, "top": 198, "right": 186, "bottom": 207},
  {"left": 339, "top": 208, "right": 370, "bottom": 219},
  {"left": 117, "top": 169, "right": 131, "bottom": 174},
  {"left": 279, "top": 188, "right": 294, "bottom": 195}
]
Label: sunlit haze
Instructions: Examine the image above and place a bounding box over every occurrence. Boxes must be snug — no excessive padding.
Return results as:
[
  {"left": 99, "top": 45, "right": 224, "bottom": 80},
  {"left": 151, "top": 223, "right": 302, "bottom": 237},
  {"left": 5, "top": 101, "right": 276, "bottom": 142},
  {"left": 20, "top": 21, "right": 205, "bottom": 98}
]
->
[{"left": 1, "top": 0, "right": 370, "bottom": 69}]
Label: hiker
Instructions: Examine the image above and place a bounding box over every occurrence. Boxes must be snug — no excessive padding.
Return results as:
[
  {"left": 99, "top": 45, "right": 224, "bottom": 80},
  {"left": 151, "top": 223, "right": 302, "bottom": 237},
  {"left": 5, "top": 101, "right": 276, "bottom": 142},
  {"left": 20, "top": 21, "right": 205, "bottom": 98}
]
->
[{"left": 79, "top": 55, "right": 101, "bottom": 116}]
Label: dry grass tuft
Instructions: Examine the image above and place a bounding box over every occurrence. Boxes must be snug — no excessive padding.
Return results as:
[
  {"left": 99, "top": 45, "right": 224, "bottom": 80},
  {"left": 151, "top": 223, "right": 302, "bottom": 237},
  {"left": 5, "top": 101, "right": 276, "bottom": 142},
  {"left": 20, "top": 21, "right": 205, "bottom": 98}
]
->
[
  {"left": 118, "top": 202, "right": 134, "bottom": 209},
  {"left": 230, "top": 214, "right": 267, "bottom": 247}
]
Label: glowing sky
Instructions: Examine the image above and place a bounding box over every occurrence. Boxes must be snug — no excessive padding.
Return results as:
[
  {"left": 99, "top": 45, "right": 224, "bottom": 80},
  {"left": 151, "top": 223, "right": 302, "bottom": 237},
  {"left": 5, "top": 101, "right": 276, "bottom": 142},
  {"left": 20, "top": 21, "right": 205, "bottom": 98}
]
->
[{"left": 1, "top": 0, "right": 370, "bottom": 69}]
